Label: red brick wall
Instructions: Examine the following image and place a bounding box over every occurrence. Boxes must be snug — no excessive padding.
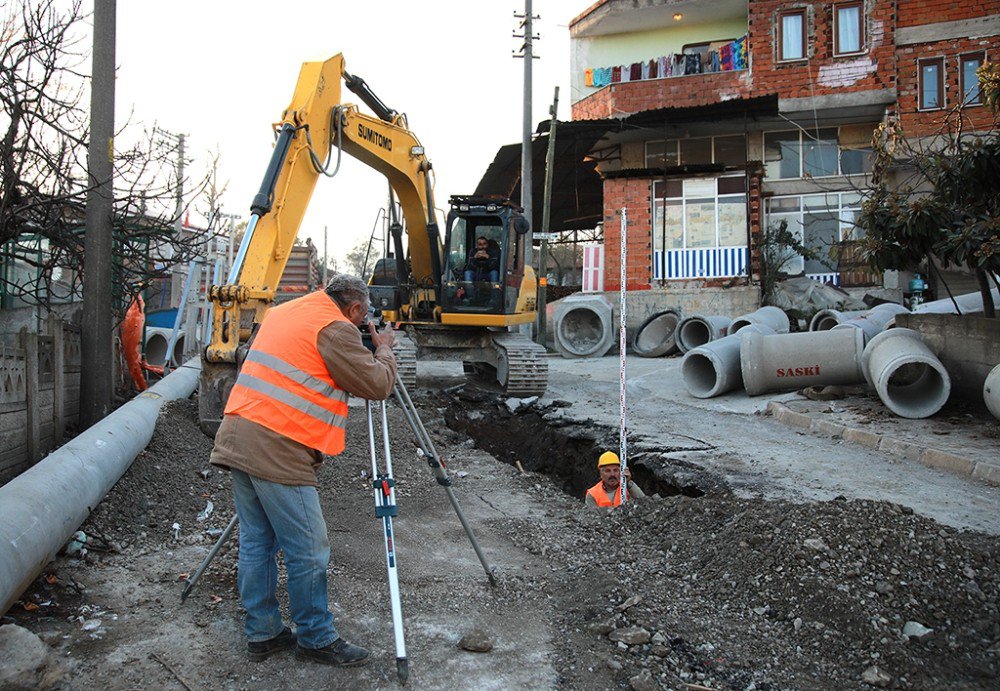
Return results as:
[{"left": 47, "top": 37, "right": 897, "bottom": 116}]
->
[
  {"left": 747, "top": 168, "right": 764, "bottom": 281},
  {"left": 602, "top": 179, "right": 653, "bottom": 291},
  {"left": 748, "top": 0, "right": 896, "bottom": 100},
  {"left": 897, "top": 0, "right": 1000, "bottom": 28},
  {"left": 897, "top": 37, "right": 1000, "bottom": 134},
  {"left": 572, "top": 70, "right": 752, "bottom": 121}
]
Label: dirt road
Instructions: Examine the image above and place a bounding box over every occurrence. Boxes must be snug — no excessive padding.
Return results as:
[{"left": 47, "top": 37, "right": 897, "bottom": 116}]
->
[{"left": 4, "top": 390, "right": 998, "bottom": 690}]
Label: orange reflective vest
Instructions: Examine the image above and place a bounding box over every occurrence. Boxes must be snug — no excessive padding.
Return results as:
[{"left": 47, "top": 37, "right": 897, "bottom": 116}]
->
[
  {"left": 586, "top": 481, "right": 622, "bottom": 507},
  {"left": 224, "top": 291, "right": 350, "bottom": 456}
]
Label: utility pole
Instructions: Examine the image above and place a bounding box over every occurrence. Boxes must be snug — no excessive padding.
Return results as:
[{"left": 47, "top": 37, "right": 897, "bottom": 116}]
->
[
  {"left": 323, "top": 225, "right": 329, "bottom": 285},
  {"left": 514, "top": 1, "right": 539, "bottom": 265},
  {"left": 175, "top": 133, "right": 186, "bottom": 233},
  {"left": 536, "top": 86, "right": 559, "bottom": 347},
  {"left": 80, "top": 0, "right": 116, "bottom": 427}
]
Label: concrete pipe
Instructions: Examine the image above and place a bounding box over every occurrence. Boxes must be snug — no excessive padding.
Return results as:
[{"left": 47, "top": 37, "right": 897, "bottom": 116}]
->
[
  {"left": 553, "top": 293, "right": 615, "bottom": 359},
  {"left": 0, "top": 358, "right": 201, "bottom": 615},
  {"left": 834, "top": 303, "right": 908, "bottom": 341},
  {"left": 985, "top": 363, "right": 1000, "bottom": 421},
  {"left": 676, "top": 314, "right": 733, "bottom": 354},
  {"left": 740, "top": 328, "right": 866, "bottom": 396},
  {"left": 681, "top": 324, "right": 775, "bottom": 398},
  {"left": 914, "top": 287, "right": 1000, "bottom": 315},
  {"left": 144, "top": 329, "right": 170, "bottom": 367},
  {"left": 633, "top": 309, "right": 682, "bottom": 358},
  {"left": 862, "top": 328, "right": 951, "bottom": 419},
  {"left": 728, "top": 306, "right": 790, "bottom": 336},
  {"left": 809, "top": 309, "right": 868, "bottom": 332}
]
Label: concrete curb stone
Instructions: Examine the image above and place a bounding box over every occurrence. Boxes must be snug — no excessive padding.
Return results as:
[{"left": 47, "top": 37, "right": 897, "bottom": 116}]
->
[{"left": 767, "top": 401, "right": 997, "bottom": 486}]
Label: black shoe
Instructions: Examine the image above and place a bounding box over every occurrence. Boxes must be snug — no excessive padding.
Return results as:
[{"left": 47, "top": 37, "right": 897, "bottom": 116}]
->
[
  {"left": 247, "top": 627, "right": 296, "bottom": 661},
  {"left": 296, "top": 637, "right": 371, "bottom": 667}
]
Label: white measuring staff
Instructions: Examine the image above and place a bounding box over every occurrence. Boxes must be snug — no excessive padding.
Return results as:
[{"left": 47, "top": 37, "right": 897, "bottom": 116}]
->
[{"left": 619, "top": 207, "right": 628, "bottom": 504}]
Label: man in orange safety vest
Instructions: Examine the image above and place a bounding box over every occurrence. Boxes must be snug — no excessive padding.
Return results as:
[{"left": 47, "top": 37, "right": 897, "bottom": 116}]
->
[{"left": 584, "top": 451, "right": 646, "bottom": 508}]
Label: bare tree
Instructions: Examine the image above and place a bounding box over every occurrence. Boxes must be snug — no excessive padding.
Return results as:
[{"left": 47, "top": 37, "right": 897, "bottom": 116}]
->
[{"left": 0, "top": 0, "right": 209, "bottom": 317}]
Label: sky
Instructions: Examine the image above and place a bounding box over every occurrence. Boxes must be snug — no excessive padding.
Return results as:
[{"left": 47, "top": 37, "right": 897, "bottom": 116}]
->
[{"left": 110, "top": 0, "right": 586, "bottom": 267}]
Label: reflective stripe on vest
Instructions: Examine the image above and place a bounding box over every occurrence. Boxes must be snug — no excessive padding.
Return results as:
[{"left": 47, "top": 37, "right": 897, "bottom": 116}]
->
[
  {"left": 224, "top": 291, "right": 351, "bottom": 455},
  {"left": 586, "top": 481, "right": 621, "bottom": 507}
]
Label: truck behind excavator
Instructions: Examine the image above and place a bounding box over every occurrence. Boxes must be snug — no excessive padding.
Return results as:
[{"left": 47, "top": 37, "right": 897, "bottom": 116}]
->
[{"left": 199, "top": 54, "right": 548, "bottom": 435}]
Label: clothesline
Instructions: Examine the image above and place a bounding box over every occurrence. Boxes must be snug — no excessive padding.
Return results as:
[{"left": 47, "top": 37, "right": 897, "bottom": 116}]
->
[{"left": 585, "top": 35, "right": 748, "bottom": 88}]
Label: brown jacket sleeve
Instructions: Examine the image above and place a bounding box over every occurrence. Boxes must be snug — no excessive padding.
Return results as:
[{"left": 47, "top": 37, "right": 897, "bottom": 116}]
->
[{"left": 317, "top": 321, "right": 397, "bottom": 400}]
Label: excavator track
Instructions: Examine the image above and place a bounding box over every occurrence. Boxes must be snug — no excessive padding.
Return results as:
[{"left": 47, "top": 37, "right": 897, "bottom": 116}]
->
[
  {"left": 492, "top": 332, "right": 548, "bottom": 396},
  {"left": 393, "top": 333, "right": 417, "bottom": 389}
]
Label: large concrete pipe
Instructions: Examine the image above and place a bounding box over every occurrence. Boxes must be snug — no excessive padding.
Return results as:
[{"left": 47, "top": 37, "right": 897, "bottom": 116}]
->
[
  {"left": 740, "top": 328, "right": 866, "bottom": 396},
  {"left": 985, "top": 363, "right": 1000, "bottom": 421},
  {"left": 144, "top": 328, "right": 186, "bottom": 368},
  {"left": 681, "top": 324, "right": 775, "bottom": 398},
  {"left": 553, "top": 293, "right": 615, "bottom": 359},
  {"left": 0, "top": 359, "right": 201, "bottom": 615},
  {"left": 633, "top": 309, "right": 682, "bottom": 358},
  {"left": 728, "top": 306, "right": 790, "bottom": 335},
  {"left": 862, "top": 328, "right": 951, "bottom": 419},
  {"left": 832, "top": 303, "right": 908, "bottom": 342},
  {"left": 914, "top": 287, "right": 1000, "bottom": 315},
  {"left": 676, "top": 314, "right": 732, "bottom": 353},
  {"left": 809, "top": 309, "right": 868, "bottom": 331}
]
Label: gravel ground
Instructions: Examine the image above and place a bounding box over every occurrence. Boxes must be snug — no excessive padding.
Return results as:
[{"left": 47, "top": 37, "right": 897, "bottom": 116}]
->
[{"left": 3, "top": 392, "right": 998, "bottom": 690}]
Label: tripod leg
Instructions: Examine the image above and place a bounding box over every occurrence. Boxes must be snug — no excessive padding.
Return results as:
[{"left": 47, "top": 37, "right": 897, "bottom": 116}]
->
[
  {"left": 180, "top": 513, "right": 239, "bottom": 603},
  {"left": 392, "top": 378, "right": 498, "bottom": 586},
  {"left": 368, "top": 400, "right": 409, "bottom": 683}
]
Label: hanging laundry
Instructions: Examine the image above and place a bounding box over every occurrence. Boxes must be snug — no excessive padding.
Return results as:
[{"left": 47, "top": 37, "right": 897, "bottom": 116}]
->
[
  {"left": 658, "top": 55, "right": 669, "bottom": 77},
  {"left": 630, "top": 62, "right": 642, "bottom": 81},
  {"left": 611, "top": 65, "right": 622, "bottom": 83},
  {"left": 648, "top": 58, "right": 658, "bottom": 79},
  {"left": 683, "top": 53, "right": 701, "bottom": 75},
  {"left": 709, "top": 50, "right": 720, "bottom": 73},
  {"left": 641, "top": 60, "right": 650, "bottom": 80},
  {"left": 672, "top": 53, "right": 684, "bottom": 76},
  {"left": 733, "top": 36, "right": 748, "bottom": 70},
  {"left": 720, "top": 43, "right": 734, "bottom": 71},
  {"left": 620, "top": 64, "right": 631, "bottom": 82},
  {"left": 585, "top": 68, "right": 594, "bottom": 87}
]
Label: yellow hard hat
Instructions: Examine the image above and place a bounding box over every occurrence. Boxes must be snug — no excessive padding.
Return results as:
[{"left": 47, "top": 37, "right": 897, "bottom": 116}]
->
[{"left": 598, "top": 451, "right": 620, "bottom": 468}]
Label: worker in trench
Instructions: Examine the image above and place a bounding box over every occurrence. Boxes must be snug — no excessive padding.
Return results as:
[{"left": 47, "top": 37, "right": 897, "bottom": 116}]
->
[
  {"left": 585, "top": 451, "right": 646, "bottom": 508},
  {"left": 209, "top": 274, "right": 396, "bottom": 667}
]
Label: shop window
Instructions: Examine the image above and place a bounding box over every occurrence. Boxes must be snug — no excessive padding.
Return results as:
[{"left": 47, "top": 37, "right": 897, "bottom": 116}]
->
[
  {"left": 651, "top": 175, "right": 748, "bottom": 252},
  {"left": 778, "top": 10, "right": 806, "bottom": 62},
  {"left": 961, "top": 53, "right": 984, "bottom": 106},
  {"left": 919, "top": 58, "right": 944, "bottom": 111},
  {"left": 834, "top": 2, "right": 864, "bottom": 55},
  {"left": 765, "top": 192, "right": 863, "bottom": 275}
]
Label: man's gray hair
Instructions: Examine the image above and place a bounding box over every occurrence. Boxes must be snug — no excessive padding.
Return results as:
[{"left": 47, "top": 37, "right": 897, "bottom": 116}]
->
[{"left": 324, "top": 273, "right": 369, "bottom": 309}]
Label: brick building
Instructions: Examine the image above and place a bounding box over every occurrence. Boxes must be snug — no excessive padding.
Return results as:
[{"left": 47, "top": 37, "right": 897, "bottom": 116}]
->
[{"left": 567, "top": 0, "right": 1000, "bottom": 307}]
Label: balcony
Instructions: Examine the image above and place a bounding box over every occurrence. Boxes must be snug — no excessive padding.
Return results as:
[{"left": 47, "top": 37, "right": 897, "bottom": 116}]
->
[{"left": 570, "top": 0, "right": 750, "bottom": 118}]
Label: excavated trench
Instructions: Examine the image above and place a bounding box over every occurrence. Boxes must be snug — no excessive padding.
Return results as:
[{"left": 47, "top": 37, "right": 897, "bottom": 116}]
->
[{"left": 438, "top": 388, "right": 719, "bottom": 500}]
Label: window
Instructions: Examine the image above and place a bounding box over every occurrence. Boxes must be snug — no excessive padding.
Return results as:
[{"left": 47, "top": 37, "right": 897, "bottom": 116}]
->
[
  {"left": 778, "top": 10, "right": 806, "bottom": 61},
  {"left": 652, "top": 176, "right": 747, "bottom": 253},
  {"left": 765, "top": 192, "right": 863, "bottom": 275},
  {"left": 961, "top": 53, "right": 984, "bottom": 106},
  {"left": 834, "top": 2, "right": 864, "bottom": 55},
  {"left": 764, "top": 128, "right": 873, "bottom": 179},
  {"left": 919, "top": 58, "right": 944, "bottom": 110},
  {"left": 645, "top": 135, "right": 747, "bottom": 168}
]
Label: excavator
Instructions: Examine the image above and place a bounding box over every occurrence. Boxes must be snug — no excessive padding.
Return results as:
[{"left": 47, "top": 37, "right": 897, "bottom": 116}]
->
[{"left": 199, "top": 54, "right": 548, "bottom": 435}]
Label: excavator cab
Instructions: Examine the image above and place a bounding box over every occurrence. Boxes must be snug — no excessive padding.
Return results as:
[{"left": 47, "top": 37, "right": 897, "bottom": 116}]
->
[{"left": 442, "top": 196, "right": 528, "bottom": 314}]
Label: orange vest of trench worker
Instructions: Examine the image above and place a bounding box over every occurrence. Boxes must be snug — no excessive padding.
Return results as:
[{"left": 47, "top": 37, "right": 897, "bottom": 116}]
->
[
  {"left": 224, "top": 291, "right": 351, "bottom": 456},
  {"left": 586, "top": 481, "right": 622, "bottom": 507}
]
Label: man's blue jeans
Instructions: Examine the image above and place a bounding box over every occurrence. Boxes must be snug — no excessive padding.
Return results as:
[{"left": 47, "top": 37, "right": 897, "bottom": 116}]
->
[
  {"left": 464, "top": 269, "right": 499, "bottom": 283},
  {"left": 230, "top": 469, "right": 338, "bottom": 649}
]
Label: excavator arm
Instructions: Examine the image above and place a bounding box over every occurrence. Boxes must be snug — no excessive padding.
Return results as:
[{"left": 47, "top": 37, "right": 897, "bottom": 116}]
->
[{"left": 199, "top": 53, "right": 441, "bottom": 435}]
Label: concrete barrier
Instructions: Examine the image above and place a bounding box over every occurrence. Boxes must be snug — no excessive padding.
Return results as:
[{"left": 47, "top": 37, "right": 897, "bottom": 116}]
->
[
  {"left": 861, "top": 328, "right": 951, "bottom": 419},
  {"left": 676, "top": 314, "right": 732, "bottom": 354},
  {"left": 681, "top": 324, "right": 775, "bottom": 398},
  {"left": 553, "top": 293, "right": 615, "bottom": 359},
  {"left": 728, "top": 306, "right": 790, "bottom": 336},
  {"left": 809, "top": 309, "right": 868, "bottom": 331},
  {"left": 833, "top": 303, "right": 908, "bottom": 342},
  {"left": 740, "top": 328, "right": 866, "bottom": 396},
  {"left": 632, "top": 309, "right": 682, "bottom": 358},
  {"left": 985, "top": 364, "right": 1000, "bottom": 421}
]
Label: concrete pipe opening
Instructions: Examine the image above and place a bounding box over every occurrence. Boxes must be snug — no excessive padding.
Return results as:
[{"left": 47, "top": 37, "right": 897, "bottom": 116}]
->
[
  {"left": 809, "top": 309, "right": 865, "bottom": 332},
  {"left": 682, "top": 351, "right": 721, "bottom": 398},
  {"left": 676, "top": 315, "right": 731, "bottom": 353},
  {"left": 633, "top": 310, "right": 681, "bottom": 358},
  {"left": 727, "top": 306, "right": 789, "bottom": 336},
  {"left": 145, "top": 332, "right": 169, "bottom": 367},
  {"left": 171, "top": 334, "right": 186, "bottom": 367},
  {"left": 556, "top": 306, "right": 613, "bottom": 358},
  {"left": 862, "top": 328, "right": 951, "bottom": 419},
  {"left": 985, "top": 363, "right": 1000, "bottom": 421}
]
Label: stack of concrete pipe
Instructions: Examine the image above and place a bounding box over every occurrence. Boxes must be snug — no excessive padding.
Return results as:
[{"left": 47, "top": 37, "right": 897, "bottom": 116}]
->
[
  {"left": 632, "top": 309, "right": 683, "bottom": 357},
  {"left": 553, "top": 293, "right": 616, "bottom": 359},
  {"left": 144, "top": 327, "right": 186, "bottom": 368},
  {"left": 675, "top": 314, "right": 733, "bottom": 354},
  {"left": 682, "top": 324, "right": 775, "bottom": 398},
  {"left": 808, "top": 302, "right": 908, "bottom": 343}
]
